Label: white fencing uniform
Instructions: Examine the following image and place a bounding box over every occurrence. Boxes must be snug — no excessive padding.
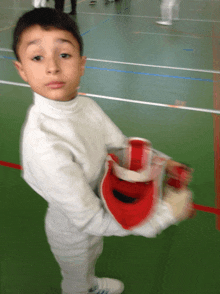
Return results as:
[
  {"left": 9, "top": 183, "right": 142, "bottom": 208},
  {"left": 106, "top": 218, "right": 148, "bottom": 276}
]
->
[
  {"left": 20, "top": 92, "right": 177, "bottom": 294},
  {"left": 159, "top": 0, "right": 182, "bottom": 23},
  {"left": 32, "top": 0, "right": 47, "bottom": 8}
]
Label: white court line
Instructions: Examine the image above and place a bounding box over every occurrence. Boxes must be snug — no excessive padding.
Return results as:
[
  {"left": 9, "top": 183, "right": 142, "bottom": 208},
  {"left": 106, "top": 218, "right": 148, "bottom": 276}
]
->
[
  {"left": 0, "top": 25, "right": 15, "bottom": 32},
  {"left": 0, "top": 49, "right": 219, "bottom": 74},
  {"left": 0, "top": 48, "right": 13, "bottom": 52},
  {"left": 134, "top": 31, "right": 204, "bottom": 39},
  {"left": 0, "top": 80, "right": 30, "bottom": 88},
  {"left": 79, "top": 93, "right": 220, "bottom": 115},
  {"left": 0, "top": 79, "right": 219, "bottom": 115},
  {"left": 0, "top": 7, "right": 219, "bottom": 23},
  {"left": 79, "top": 12, "right": 220, "bottom": 23},
  {"left": 86, "top": 58, "right": 220, "bottom": 74}
]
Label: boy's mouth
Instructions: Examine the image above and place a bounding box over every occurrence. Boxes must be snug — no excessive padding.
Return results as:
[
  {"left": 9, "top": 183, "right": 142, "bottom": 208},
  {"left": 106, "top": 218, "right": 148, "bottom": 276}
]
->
[{"left": 46, "top": 81, "right": 65, "bottom": 89}]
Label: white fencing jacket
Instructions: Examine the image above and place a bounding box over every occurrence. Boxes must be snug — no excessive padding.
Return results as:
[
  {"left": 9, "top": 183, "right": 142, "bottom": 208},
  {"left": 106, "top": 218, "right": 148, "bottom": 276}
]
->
[{"left": 20, "top": 92, "right": 176, "bottom": 238}]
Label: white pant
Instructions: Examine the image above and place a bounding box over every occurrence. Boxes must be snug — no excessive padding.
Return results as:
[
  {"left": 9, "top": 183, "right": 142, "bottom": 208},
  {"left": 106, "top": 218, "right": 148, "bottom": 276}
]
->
[
  {"left": 32, "top": 0, "right": 47, "bottom": 8},
  {"left": 45, "top": 208, "right": 103, "bottom": 294},
  {"left": 160, "top": 0, "right": 182, "bottom": 22}
]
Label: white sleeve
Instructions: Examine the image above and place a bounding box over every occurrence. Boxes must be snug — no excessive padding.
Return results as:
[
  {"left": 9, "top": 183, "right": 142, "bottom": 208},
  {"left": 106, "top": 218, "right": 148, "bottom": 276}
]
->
[
  {"left": 24, "top": 142, "right": 130, "bottom": 237},
  {"left": 131, "top": 200, "right": 177, "bottom": 237}
]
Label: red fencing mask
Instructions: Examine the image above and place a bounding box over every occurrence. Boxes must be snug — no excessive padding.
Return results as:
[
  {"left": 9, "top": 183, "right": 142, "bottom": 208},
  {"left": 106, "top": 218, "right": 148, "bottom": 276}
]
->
[{"left": 100, "top": 137, "right": 167, "bottom": 230}]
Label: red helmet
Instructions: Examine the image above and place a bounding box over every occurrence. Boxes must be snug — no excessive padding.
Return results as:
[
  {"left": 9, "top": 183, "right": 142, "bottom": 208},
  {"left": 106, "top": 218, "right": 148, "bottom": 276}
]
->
[{"left": 100, "top": 137, "right": 167, "bottom": 230}]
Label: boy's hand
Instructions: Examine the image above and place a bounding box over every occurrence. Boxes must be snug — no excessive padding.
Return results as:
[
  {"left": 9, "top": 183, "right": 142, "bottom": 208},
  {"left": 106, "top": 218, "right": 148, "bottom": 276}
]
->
[
  {"left": 164, "top": 160, "right": 196, "bottom": 219},
  {"left": 164, "top": 187, "right": 194, "bottom": 222},
  {"left": 166, "top": 160, "right": 193, "bottom": 188}
]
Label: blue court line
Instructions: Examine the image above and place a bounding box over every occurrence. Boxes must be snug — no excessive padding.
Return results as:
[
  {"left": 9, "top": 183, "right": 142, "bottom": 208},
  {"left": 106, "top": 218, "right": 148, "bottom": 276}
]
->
[
  {"left": 0, "top": 55, "right": 215, "bottom": 82},
  {"left": 0, "top": 55, "right": 16, "bottom": 60},
  {"left": 85, "top": 66, "right": 215, "bottom": 82}
]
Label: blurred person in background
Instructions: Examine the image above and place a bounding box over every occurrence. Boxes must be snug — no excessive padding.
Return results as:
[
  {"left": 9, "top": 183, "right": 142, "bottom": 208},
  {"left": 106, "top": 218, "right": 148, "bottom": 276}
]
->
[
  {"left": 55, "top": 0, "right": 77, "bottom": 15},
  {"left": 32, "top": 0, "right": 48, "bottom": 8},
  {"left": 156, "top": 0, "right": 181, "bottom": 25}
]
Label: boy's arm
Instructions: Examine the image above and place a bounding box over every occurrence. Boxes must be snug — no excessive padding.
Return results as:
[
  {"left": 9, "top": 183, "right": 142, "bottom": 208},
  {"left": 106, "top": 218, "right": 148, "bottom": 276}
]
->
[
  {"left": 131, "top": 199, "right": 177, "bottom": 237},
  {"left": 25, "top": 142, "right": 179, "bottom": 238},
  {"left": 96, "top": 105, "right": 185, "bottom": 236},
  {"left": 24, "top": 143, "right": 130, "bottom": 237}
]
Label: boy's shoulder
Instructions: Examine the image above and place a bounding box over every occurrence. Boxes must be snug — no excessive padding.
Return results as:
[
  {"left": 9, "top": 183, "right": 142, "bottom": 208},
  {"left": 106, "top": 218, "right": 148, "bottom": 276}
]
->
[
  {"left": 78, "top": 94, "right": 100, "bottom": 108},
  {"left": 78, "top": 94, "right": 105, "bottom": 115}
]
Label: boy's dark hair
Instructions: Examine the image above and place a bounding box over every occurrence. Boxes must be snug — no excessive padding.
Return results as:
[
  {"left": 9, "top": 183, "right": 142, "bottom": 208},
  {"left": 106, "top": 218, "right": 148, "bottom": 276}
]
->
[{"left": 12, "top": 8, "right": 83, "bottom": 61}]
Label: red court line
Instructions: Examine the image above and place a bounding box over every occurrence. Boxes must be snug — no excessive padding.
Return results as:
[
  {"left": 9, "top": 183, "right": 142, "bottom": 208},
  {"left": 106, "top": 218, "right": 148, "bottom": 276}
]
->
[
  {"left": 193, "top": 204, "right": 220, "bottom": 215},
  {"left": 1, "top": 160, "right": 220, "bottom": 216},
  {"left": 0, "top": 161, "right": 22, "bottom": 170},
  {"left": 212, "top": 17, "right": 220, "bottom": 230}
]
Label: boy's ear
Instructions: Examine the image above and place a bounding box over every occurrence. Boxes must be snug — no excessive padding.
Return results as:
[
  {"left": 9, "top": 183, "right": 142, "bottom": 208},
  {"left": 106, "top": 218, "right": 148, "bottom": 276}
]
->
[
  {"left": 13, "top": 61, "right": 28, "bottom": 82},
  {"left": 80, "top": 56, "right": 87, "bottom": 77}
]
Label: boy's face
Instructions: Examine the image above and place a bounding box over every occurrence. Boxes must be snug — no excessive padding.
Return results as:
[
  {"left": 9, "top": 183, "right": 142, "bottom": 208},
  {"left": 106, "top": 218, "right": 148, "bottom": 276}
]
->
[{"left": 14, "top": 25, "right": 86, "bottom": 101}]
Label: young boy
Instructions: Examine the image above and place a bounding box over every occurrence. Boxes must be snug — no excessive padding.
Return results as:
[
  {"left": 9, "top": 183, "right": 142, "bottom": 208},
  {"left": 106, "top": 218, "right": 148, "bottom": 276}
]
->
[{"left": 13, "top": 8, "right": 193, "bottom": 294}]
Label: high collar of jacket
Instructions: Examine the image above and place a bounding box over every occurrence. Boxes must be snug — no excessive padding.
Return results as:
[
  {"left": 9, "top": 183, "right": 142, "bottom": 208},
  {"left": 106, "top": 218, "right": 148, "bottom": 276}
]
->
[{"left": 33, "top": 92, "right": 81, "bottom": 117}]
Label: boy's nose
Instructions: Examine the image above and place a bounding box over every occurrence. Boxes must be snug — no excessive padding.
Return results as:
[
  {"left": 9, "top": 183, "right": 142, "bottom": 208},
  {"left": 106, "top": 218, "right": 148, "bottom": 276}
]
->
[{"left": 46, "top": 58, "right": 60, "bottom": 74}]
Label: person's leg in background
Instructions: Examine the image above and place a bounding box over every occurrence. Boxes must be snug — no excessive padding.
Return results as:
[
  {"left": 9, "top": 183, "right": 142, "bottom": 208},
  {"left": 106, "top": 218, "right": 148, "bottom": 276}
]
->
[
  {"left": 32, "top": 0, "right": 48, "bottom": 7},
  {"left": 156, "top": 0, "right": 177, "bottom": 26},
  {"left": 55, "top": 0, "right": 65, "bottom": 12},
  {"left": 69, "top": 0, "right": 77, "bottom": 15},
  {"left": 32, "top": 0, "right": 42, "bottom": 8},
  {"left": 40, "top": 0, "right": 47, "bottom": 7}
]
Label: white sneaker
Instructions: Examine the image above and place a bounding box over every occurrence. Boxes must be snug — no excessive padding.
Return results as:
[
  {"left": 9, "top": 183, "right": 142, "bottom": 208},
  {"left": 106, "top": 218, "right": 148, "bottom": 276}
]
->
[
  {"left": 88, "top": 278, "right": 124, "bottom": 294},
  {"left": 156, "top": 20, "right": 172, "bottom": 26}
]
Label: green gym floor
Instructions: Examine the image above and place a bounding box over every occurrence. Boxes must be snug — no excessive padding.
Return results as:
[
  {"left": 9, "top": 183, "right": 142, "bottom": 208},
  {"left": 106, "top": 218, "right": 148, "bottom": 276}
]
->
[{"left": 1, "top": 0, "right": 220, "bottom": 293}]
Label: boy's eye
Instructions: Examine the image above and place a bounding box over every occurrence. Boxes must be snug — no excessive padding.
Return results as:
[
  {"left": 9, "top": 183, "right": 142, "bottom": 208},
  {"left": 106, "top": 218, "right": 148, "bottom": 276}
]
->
[
  {"left": 60, "top": 53, "right": 71, "bottom": 58},
  {"left": 32, "top": 56, "right": 43, "bottom": 61}
]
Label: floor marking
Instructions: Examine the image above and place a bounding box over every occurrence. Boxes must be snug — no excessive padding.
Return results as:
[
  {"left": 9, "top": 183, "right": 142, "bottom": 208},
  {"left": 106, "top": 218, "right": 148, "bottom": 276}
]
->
[
  {"left": 1, "top": 48, "right": 217, "bottom": 75},
  {"left": 85, "top": 65, "right": 216, "bottom": 82},
  {"left": 134, "top": 31, "right": 203, "bottom": 39},
  {"left": 78, "top": 92, "right": 220, "bottom": 115},
  {"left": 79, "top": 12, "right": 220, "bottom": 23},
  {"left": 0, "top": 25, "right": 15, "bottom": 32},
  {"left": 0, "top": 55, "right": 220, "bottom": 77},
  {"left": 0, "top": 48, "right": 13, "bottom": 52},
  {"left": 86, "top": 58, "right": 220, "bottom": 74},
  {"left": 0, "top": 7, "right": 219, "bottom": 23},
  {"left": 0, "top": 80, "right": 30, "bottom": 88},
  {"left": 135, "top": 30, "right": 220, "bottom": 39},
  {"left": 0, "top": 55, "right": 16, "bottom": 60},
  {"left": 0, "top": 79, "right": 219, "bottom": 114},
  {"left": 193, "top": 204, "right": 220, "bottom": 215},
  {"left": 0, "top": 161, "right": 22, "bottom": 170}
]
